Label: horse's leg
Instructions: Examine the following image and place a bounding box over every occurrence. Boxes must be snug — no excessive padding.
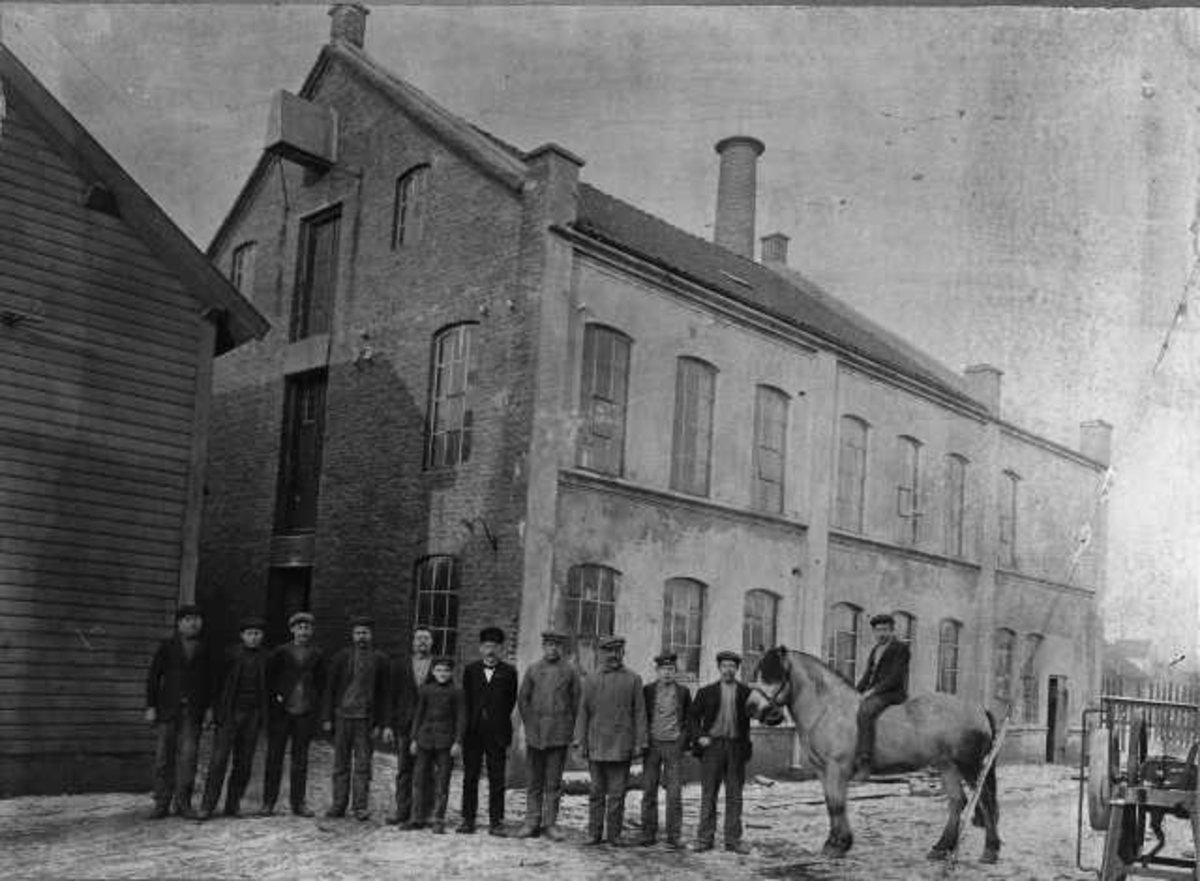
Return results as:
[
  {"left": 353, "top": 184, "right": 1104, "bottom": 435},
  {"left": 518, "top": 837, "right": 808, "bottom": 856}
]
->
[
  {"left": 821, "top": 762, "right": 855, "bottom": 857},
  {"left": 928, "top": 767, "right": 965, "bottom": 860},
  {"left": 978, "top": 761, "right": 1002, "bottom": 864}
]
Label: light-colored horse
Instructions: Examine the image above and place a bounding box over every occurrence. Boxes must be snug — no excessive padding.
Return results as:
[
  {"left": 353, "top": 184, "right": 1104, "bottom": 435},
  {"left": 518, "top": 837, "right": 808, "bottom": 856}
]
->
[{"left": 746, "top": 647, "right": 1001, "bottom": 863}]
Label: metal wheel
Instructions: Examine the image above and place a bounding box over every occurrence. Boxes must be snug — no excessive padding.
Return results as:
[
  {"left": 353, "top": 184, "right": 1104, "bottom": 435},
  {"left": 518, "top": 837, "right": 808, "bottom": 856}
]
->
[{"left": 1089, "top": 726, "right": 1113, "bottom": 831}]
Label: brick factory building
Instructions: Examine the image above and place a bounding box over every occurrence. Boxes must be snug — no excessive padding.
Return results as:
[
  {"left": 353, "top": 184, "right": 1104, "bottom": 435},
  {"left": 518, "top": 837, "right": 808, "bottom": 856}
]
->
[{"left": 199, "top": 4, "right": 1109, "bottom": 767}]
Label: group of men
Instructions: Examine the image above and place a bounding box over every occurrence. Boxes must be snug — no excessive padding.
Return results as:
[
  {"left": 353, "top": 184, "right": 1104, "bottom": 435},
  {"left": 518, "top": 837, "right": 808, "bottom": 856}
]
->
[{"left": 146, "top": 603, "right": 910, "bottom": 852}]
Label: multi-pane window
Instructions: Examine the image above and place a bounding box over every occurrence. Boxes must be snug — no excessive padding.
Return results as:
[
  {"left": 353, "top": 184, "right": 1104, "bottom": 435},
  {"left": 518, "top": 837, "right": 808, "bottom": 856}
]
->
[
  {"left": 945, "top": 454, "right": 968, "bottom": 558},
  {"left": 742, "top": 590, "right": 780, "bottom": 680},
  {"left": 999, "top": 470, "right": 1020, "bottom": 568},
  {"left": 663, "top": 578, "right": 705, "bottom": 677},
  {"left": 896, "top": 436, "right": 922, "bottom": 545},
  {"left": 893, "top": 610, "right": 916, "bottom": 651},
  {"left": 393, "top": 164, "right": 429, "bottom": 249},
  {"left": 426, "top": 324, "right": 478, "bottom": 468},
  {"left": 414, "top": 555, "right": 460, "bottom": 656},
  {"left": 275, "top": 370, "right": 327, "bottom": 532},
  {"left": 937, "top": 619, "right": 962, "bottom": 694},
  {"left": 835, "top": 416, "right": 869, "bottom": 532},
  {"left": 230, "top": 241, "right": 256, "bottom": 296},
  {"left": 1021, "top": 634, "right": 1043, "bottom": 723},
  {"left": 563, "top": 564, "right": 619, "bottom": 673},
  {"left": 752, "top": 386, "right": 788, "bottom": 513},
  {"left": 291, "top": 206, "right": 341, "bottom": 341},
  {"left": 994, "top": 628, "right": 1016, "bottom": 705},
  {"left": 827, "top": 602, "right": 862, "bottom": 682},
  {"left": 576, "top": 325, "right": 631, "bottom": 476},
  {"left": 670, "top": 358, "right": 717, "bottom": 497}
]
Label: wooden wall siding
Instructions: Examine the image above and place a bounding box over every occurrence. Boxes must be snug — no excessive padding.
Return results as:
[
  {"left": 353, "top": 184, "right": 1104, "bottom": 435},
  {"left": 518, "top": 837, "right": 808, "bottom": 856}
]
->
[{"left": 0, "top": 91, "right": 206, "bottom": 777}]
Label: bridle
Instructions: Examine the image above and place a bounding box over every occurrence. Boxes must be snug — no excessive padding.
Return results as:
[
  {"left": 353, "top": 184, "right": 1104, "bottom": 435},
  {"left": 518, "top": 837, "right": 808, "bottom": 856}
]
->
[{"left": 751, "top": 649, "right": 794, "bottom": 711}]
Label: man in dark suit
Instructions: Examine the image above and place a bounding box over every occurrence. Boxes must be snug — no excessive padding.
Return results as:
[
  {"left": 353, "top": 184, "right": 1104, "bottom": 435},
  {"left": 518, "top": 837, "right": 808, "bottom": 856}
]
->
[
  {"left": 853, "top": 613, "right": 911, "bottom": 781},
  {"left": 458, "top": 626, "right": 518, "bottom": 835},
  {"left": 386, "top": 627, "right": 435, "bottom": 826},
  {"left": 689, "top": 650, "right": 753, "bottom": 855},
  {"left": 637, "top": 651, "right": 693, "bottom": 848}
]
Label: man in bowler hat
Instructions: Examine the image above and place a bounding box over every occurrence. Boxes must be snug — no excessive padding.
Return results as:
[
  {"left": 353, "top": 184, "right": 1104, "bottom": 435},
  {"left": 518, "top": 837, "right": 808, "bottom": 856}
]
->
[
  {"left": 690, "top": 650, "right": 753, "bottom": 854},
  {"left": 459, "top": 626, "right": 519, "bottom": 835},
  {"left": 853, "top": 613, "right": 910, "bottom": 781}
]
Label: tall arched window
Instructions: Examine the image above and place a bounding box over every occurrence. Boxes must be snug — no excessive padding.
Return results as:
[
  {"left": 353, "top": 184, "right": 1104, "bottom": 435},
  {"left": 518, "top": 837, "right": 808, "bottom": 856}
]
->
[
  {"left": 945, "top": 454, "right": 968, "bottom": 558},
  {"left": 835, "top": 416, "right": 869, "bottom": 532},
  {"left": 1021, "top": 634, "right": 1043, "bottom": 723},
  {"left": 993, "top": 627, "right": 1016, "bottom": 705},
  {"left": 896, "top": 436, "right": 923, "bottom": 545},
  {"left": 742, "top": 590, "right": 780, "bottom": 679},
  {"left": 576, "top": 324, "right": 631, "bottom": 476},
  {"left": 671, "top": 358, "right": 717, "bottom": 497},
  {"left": 426, "top": 323, "right": 478, "bottom": 468},
  {"left": 998, "top": 470, "right": 1020, "bottom": 568},
  {"left": 414, "top": 555, "right": 460, "bottom": 656},
  {"left": 752, "top": 386, "right": 789, "bottom": 513},
  {"left": 937, "top": 619, "right": 962, "bottom": 694},
  {"left": 663, "top": 578, "right": 706, "bottom": 677},
  {"left": 827, "top": 602, "right": 862, "bottom": 682},
  {"left": 393, "top": 164, "right": 430, "bottom": 248},
  {"left": 563, "top": 564, "right": 620, "bottom": 673}
]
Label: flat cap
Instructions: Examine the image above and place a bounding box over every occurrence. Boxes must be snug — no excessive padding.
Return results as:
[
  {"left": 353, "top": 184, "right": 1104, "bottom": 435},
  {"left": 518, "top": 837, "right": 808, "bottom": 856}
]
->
[
  {"left": 174, "top": 603, "right": 203, "bottom": 620},
  {"left": 479, "top": 626, "right": 506, "bottom": 644},
  {"left": 715, "top": 650, "right": 742, "bottom": 665},
  {"left": 349, "top": 615, "right": 375, "bottom": 629},
  {"left": 239, "top": 616, "right": 266, "bottom": 632},
  {"left": 288, "top": 611, "right": 315, "bottom": 627},
  {"left": 869, "top": 613, "right": 896, "bottom": 627},
  {"left": 598, "top": 636, "right": 626, "bottom": 650},
  {"left": 654, "top": 652, "right": 678, "bottom": 667},
  {"left": 541, "top": 630, "right": 569, "bottom": 643},
  {"left": 432, "top": 655, "right": 456, "bottom": 668}
]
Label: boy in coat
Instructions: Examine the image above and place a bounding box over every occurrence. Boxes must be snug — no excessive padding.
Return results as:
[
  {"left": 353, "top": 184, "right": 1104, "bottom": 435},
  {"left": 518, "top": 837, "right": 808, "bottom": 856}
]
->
[
  {"left": 144, "top": 603, "right": 213, "bottom": 819},
  {"left": 853, "top": 613, "right": 911, "bottom": 781},
  {"left": 689, "top": 650, "right": 753, "bottom": 854},
  {"left": 459, "top": 626, "right": 518, "bottom": 835},
  {"left": 261, "top": 611, "right": 325, "bottom": 817},
  {"left": 405, "top": 657, "right": 466, "bottom": 834},
  {"left": 637, "top": 651, "right": 693, "bottom": 848}
]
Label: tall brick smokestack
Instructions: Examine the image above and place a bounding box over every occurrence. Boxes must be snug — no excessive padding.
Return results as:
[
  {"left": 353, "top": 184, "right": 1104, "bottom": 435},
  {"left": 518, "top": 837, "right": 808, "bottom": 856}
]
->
[
  {"left": 713, "top": 135, "right": 765, "bottom": 259},
  {"left": 329, "top": 3, "right": 368, "bottom": 48}
]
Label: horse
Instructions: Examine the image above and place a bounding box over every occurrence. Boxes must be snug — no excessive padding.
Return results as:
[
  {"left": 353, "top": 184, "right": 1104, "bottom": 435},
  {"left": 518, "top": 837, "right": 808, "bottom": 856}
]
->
[{"left": 746, "top": 646, "right": 1002, "bottom": 864}]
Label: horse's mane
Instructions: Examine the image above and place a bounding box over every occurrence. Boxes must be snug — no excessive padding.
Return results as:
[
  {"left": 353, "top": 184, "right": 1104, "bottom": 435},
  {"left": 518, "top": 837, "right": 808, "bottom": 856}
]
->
[{"left": 761, "top": 647, "right": 858, "bottom": 698}]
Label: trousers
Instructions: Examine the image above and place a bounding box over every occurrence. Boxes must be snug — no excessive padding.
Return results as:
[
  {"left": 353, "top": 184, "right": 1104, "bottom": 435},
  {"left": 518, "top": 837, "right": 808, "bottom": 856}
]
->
[
  {"left": 462, "top": 738, "right": 507, "bottom": 827},
  {"left": 524, "top": 745, "right": 568, "bottom": 830},
  {"left": 855, "top": 693, "right": 903, "bottom": 764},
  {"left": 587, "top": 760, "right": 630, "bottom": 842},
  {"left": 263, "top": 710, "right": 316, "bottom": 809},
  {"left": 641, "top": 739, "right": 684, "bottom": 842},
  {"left": 330, "top": 717, "right": 373, "bottom": 814},
  {"left": 413, "top": 747, "right": 453, "bottom": 822},
  {"left": 697, "top": 738, "right": 746, "bottom": 845},
  {"left": 201, "top": 707, "right": 262, "bottom": 813},
  {"left": 152, "top": 712, "right": 202, "bottom": 810}
]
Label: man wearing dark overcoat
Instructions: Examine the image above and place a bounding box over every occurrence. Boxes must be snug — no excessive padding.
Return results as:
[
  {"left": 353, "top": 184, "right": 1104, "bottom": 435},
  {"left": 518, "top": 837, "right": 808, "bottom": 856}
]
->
[
  {"left": 573, "top": 635, "right": 646, "bottom": 846},
  {"left": 459, "top": 626, "right": 519, "bottom": 835},
  {"left": 853, "top": 612, "right": 911, "bottom": 781},
  {"left": 261, "top": 611, "right": 326, "bottom": 817},
  {"left": 637, "top": 651, "right": 693, "bottom": 848},
  {"left": 386, "top": 627, "right": 435, "bottom": 826},
  {"left": 690, "top": 649, "right": 753, "bottom": 854},
  {"left": 515, "top": 630, "right": 579, "bottom": 840},
  {"left": 144, "top": 603, "right": 213, "bottom": 819}
]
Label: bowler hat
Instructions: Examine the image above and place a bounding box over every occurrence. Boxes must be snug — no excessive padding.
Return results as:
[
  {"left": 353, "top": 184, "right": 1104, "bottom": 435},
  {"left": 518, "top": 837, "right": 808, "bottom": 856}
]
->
[
  {"left": 349, "top": 615, "right": 375, "bottom": 629},
  {"left": 598, "top": 636, "right": 626, "bottom": 651},
  {"left": 288, "top": 611, "right": 315, "bottom": 627},
  {"left": 869, "top": 613, "right": 896, "bottom": 628},
  {"left": 716, "top": 650, "right": 742, "bottom": 665},
  {"left": 239, "top": 616, "right": 266, "bottom": 632},
  {"left": 654, "top": 652, "right": 678, "bottom": 668},
  {"left": 174, "top": 604, "right": 202, "bottom": 621},
  {"left": 541, "top": 630, "right": 568, "bottom": 644},
  {"left": 479, "top": 626, "right": 506, "bottom": 644}
]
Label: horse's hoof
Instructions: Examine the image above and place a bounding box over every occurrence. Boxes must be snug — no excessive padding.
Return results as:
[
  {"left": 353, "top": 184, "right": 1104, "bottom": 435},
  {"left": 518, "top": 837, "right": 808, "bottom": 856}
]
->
[
  {"left": 927, "top": 847, "right": 949, "bottom": 861},
  {"left": 980, "top": 848, "right": 999, "bottom": 864}
]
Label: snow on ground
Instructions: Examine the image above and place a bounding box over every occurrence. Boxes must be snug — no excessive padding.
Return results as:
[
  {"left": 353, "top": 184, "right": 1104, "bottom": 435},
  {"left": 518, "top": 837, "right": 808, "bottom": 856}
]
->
[{"left": 0, "top": 742, "right": 1167, "bottom": 879}]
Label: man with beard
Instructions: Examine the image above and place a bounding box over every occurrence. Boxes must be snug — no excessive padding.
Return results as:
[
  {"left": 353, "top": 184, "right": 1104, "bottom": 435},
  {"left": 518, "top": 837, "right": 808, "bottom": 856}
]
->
[
  {"left": 386, "top": 627, "right": 435, "bottom": 826},
  {"left": 458, "top": 626, "right": 518, "bottom": 835}
]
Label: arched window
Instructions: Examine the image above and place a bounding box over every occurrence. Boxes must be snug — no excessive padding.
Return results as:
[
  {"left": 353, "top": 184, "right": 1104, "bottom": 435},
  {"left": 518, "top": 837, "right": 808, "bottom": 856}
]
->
[
  {"left": 752, "top": 386, "right": 789, "bottom": 513},
  {"left": 576, "top": 324, "right": 631, "bottom": 476},
  {"left": 426, "top": 323, "right": 478, "bottom": 468},
  {"left": 827, "top": 602, "right": 862, "bottom": 682},
  {"left": 663, "top": 578, "right": 706, "bottom": 677},
  {"left": 1021, "top": 634, "right": 1043, "bottom": 723},
  {"left": 937, "top": 619, "right": 962, "bottom": 694},
  {"left": 896, "top": 436, "right": 923, "bottom": 545},
  {"left": 393, "top": 164, "right": 430, "bottom": 248},
  {"left": 742, "top": 590, "right": 780, "bottom": 679},
  {"left": 413, "top": 555, "right": 460, "bottom": 656},
  {"left": 993, "top": 627, "right": 1016, "bottom": 705},
  {"left": 835, "top": 416, "right": 869, "bottom": 532},
  {"left": 998, "top": 470, "right": 1020, "bottom": 568},
  {"left": 563, "top": 564, "right": 619, "bottom": 673},
  {"left": 671, "top": 358, "right": 717, "bottom": 497},
  {"left": 945, "top": 454, "right": 968, "bottom": 558},
  {"left": 893, "top": 610, "right": 916, "bottom": 652}
]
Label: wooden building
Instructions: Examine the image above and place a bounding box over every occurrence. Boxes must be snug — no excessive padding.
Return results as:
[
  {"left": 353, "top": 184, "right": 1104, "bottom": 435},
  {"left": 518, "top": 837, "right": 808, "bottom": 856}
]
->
[{"left": 0, "top": 43, "right": 268, "bottom": 795}]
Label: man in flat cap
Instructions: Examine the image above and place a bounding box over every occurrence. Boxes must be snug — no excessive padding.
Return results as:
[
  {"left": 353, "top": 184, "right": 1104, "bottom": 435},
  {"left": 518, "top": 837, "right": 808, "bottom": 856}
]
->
[
  {"left": 637, "top": 651, "right": 693, "bottom": 848},
  {"left": 145, "top": 603, "right": 213, "bottom": 819},
  {"left": 689, "top": 650, "right": 753, "bottom": 854},
  {"left": 853, "top": 613, "right": 910, "bottom": 781},
  {"left": 574, "top": 636, "right": 646, "bottom": 846},
  {"left": 386, "top": 627, "right": 435, "bottom": 826},
  {"left": 516, "top": 630, "right": 580, "bottom": 840},
  {"left": 459, "top": 626, "right": 518, "bottom": 835},
  {"left": 261, "top": 611, "right": 326, "bottom": 817},
  {"left": 322, "top": 615, "right": 391, "bottom": 820},
  {"left": 199, "top": 616, "right": 269, "bottom": 820}
]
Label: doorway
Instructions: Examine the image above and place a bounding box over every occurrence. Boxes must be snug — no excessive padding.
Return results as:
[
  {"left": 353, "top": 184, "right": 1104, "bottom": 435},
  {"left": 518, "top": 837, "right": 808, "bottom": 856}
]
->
[
  {"left": 1046, "top": 675, "right": 1069, "bottom": 763},
  {"left": 267, "top": 566, "right": 313, "bottom": 647}
]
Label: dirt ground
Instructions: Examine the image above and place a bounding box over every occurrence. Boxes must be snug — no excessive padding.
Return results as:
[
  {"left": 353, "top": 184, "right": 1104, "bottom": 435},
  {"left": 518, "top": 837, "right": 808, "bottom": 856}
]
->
[{"left": 0, "top": 741, "right": 1176, "bottom": 880}]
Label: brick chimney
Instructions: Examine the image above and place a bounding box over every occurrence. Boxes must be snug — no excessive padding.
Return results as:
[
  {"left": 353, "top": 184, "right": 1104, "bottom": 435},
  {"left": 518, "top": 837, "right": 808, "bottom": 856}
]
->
[
  {"left": 713, "top": 135, "right": 764, "bottom": 259},
  {"left": 329, "top": 3, "right": 368, "bottom": 48},
  {"left": 963, "top": 364, "right": 1002, "bottom": 414},
  {"left": 761, "top": 232, "right": 789, "bottom": 266},
  {"left": 1079, "top": 419, "right": 1113, "bottom": 465}
]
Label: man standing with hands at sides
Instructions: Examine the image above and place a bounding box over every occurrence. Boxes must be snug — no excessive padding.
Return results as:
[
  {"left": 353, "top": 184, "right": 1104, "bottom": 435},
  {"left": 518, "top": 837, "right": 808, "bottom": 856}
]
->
[
  {"left": 459, "top": 627, "right": 519, "bottom": 836},
  {"left": 853, "top": 613, "right": 910, "bottom": 782},
  {"left": 322, "top": 616, "right": 391, "bottom": 821},
  {"left": 261, "top": 611, "right": 325, "bottom": 817},
  {"left": 690, "top": 650, "right": 753, "bottom": 855},
  {"left": 516, "top": 630, "right": 579, "bottom": 841},
  {"left": 386, "top": 627, "right": 435, "bottom": 826},
  {"left": 637, "top": 652, "right": 692, "bottom": 848},
  {"left": 574, "top": 636, "right": 646, "bottom": 847}
]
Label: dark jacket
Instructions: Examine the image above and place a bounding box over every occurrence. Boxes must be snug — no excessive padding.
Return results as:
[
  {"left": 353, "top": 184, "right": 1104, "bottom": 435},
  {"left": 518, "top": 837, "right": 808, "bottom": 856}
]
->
[
  {"left": 266, "top": 643, "right": 326, "bottom": 716},
  {"left": 411, "top": 680, "right": 467, "bottom": 749},
  {"left": 145, "top": 635, "right": 213, "bottom": 722},
  {"left": 517, "top": 658, "right": 580, "bottom": 749},
  {"left": 856, "top": 639, "right": 910, "bottom": 701},
  {"left": 322, "top": 646, "right": 390, "bottom": 726},
  {"left": 462, "top": 660, "right": 519, "bottom": 748},
  {"left": 574, "top": 665, "right": 647, "bottom": 762},
  {"left": 689, "top": 680, "right": 753, "bottom": 762},
  {"left": 388, "top": 655, "right": 433, "bottom": 736},
  {"left": 213, "top": 644, "right": 270, "bottom": 725},
  {"left": 643, "top": 680, "right": 693, "bottom": 748}
]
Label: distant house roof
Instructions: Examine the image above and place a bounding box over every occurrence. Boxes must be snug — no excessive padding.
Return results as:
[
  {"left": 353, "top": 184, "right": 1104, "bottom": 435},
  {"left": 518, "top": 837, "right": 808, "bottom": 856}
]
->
[{"left": 0, "top": 43, "right": 268, "bottom": 355}]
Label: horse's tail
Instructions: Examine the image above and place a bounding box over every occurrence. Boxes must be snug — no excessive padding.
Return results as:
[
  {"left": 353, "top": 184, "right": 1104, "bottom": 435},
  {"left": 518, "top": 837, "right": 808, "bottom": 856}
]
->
[{"left": 972, "top": 709, "right": 1000, "bottom": 829}]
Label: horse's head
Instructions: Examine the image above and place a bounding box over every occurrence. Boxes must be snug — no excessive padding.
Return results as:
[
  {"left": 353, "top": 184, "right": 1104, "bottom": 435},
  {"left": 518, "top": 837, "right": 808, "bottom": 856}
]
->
[{"left": 745, "top": 646, "right": 791, "bottom": 726}]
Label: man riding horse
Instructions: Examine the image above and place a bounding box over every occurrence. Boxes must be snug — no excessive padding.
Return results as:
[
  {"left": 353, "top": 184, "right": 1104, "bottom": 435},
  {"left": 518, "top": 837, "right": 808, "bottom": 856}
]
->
[{"left": 853, "top": 613, "right": 911, "bottom": 781}]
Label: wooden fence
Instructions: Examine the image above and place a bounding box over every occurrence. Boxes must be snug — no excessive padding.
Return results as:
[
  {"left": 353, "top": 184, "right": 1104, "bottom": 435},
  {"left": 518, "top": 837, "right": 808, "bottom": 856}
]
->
[{"left": 1101, "top": 676, "right": 1200, "bottom": 759}]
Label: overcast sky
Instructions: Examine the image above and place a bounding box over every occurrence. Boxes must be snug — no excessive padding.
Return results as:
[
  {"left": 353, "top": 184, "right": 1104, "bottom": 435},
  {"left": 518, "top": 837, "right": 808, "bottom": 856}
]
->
[{"left": 5, "top": 4, "right": 1198, "bottom": 664}]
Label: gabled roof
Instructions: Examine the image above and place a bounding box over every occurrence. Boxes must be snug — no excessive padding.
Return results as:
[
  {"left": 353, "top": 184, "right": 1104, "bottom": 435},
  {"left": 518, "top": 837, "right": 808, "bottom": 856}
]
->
[
  {"left": 572, "top": 184, "right": 984, "bottom": 412},
  {"left": 0, "top": 42, "right": 268, "bottom": 355}
]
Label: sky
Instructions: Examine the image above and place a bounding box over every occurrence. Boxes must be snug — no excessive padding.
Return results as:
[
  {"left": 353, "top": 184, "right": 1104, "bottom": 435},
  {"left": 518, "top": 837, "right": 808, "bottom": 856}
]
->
[{"left": 4, "top": 3, "right": 1197, "bottom": 666}]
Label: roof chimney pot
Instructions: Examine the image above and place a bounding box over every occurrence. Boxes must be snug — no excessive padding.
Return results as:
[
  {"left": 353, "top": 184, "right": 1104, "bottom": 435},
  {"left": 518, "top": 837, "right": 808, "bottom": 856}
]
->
[
  {"left": 713, "top": 135, "right": 764, "bottom": 259},
  {"left": 329, "top": 3, "right": 368, "bottom": 49},
  {"left": 761, "top": 232, "right": 790, "bottom": 266},
  {"left": 963, "top": 364, "right": 1002, "bottom": 415}
]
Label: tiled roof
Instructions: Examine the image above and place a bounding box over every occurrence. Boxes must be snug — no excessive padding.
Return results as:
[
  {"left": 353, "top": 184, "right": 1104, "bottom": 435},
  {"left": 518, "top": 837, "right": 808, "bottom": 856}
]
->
[{"left": 572, "top": 183, "right": 983, "bottom": 411}]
